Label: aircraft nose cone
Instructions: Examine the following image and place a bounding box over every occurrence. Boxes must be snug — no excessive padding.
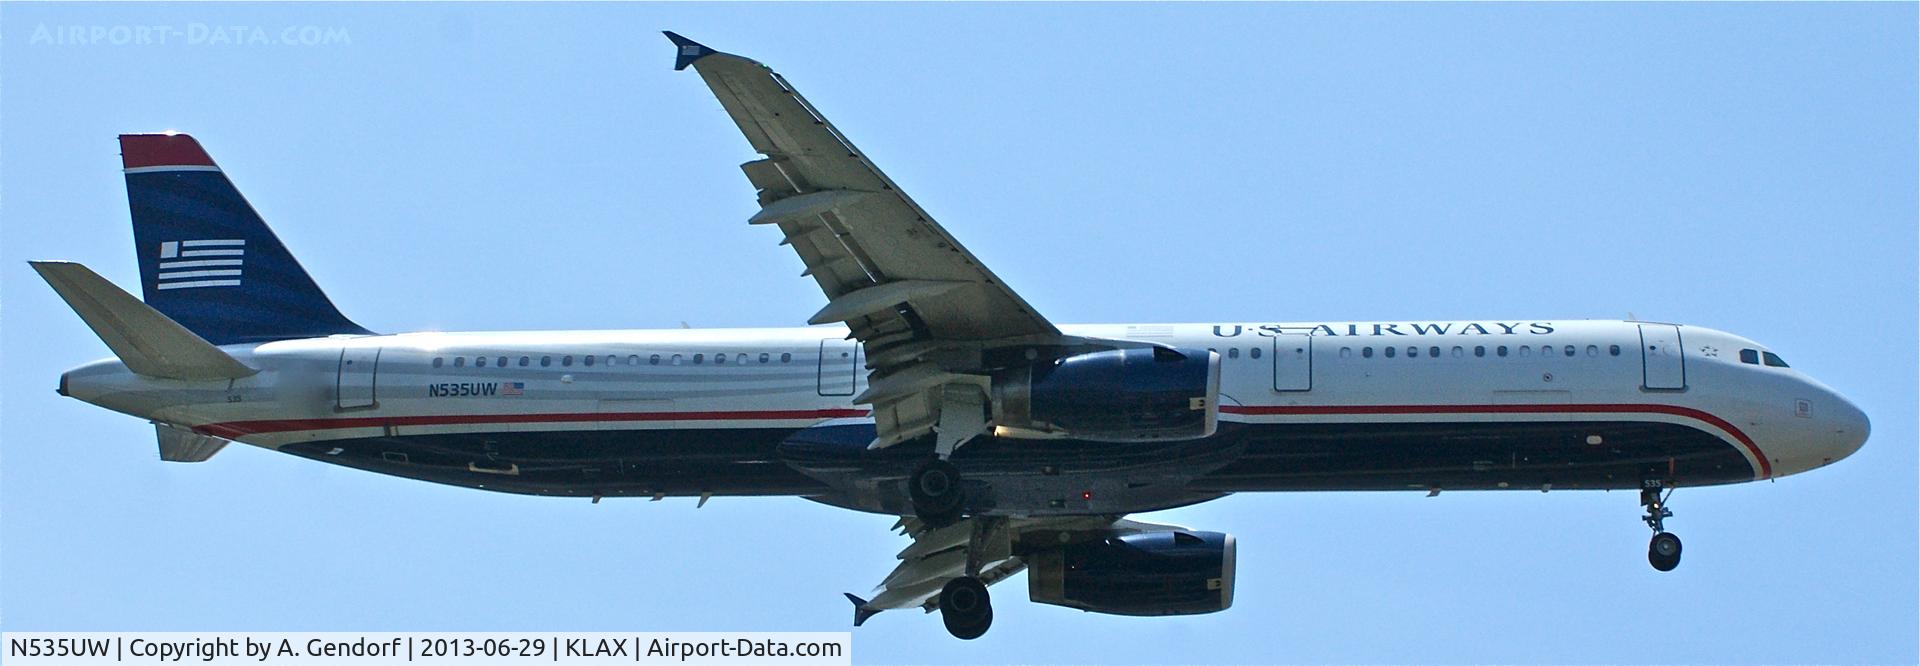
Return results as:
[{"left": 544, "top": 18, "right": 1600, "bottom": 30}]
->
[{"left": 1829, "top": 394, "right": 1870, "bottom": 460}]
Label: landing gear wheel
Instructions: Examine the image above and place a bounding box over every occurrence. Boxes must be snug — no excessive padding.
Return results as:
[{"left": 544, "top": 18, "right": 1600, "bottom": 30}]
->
[
  {"left": 939, "top": 576, "right": 992, "bottom": 640},
  {"left": 1648, "top": 532, "right": 1683, "bottom": 572},
  {"left": 1639, "top": 486, "right": 1682, "bottom": 571},
  {"left": 910, "top": 459, "right": 965, "bottom": 528}
]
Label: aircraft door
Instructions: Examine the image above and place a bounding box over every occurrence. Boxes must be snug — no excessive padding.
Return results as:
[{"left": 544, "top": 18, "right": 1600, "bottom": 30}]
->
[
  {"left": 337, "top": 346, "right": 381, "bottom": 410},
  {"left": 817, "top": 338, "right": 859, "bottom": 397},
  {"left": 1272, "top": 331, "right": 1313, "bottom": 391},
  {"left": 1638, "top": 324, "right": 1686, "bottom": 390}
]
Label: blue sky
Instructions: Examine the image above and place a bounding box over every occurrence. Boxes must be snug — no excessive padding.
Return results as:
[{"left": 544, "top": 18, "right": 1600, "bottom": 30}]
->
[{"left": 2, "top": 3, "right": 1914, "bottom": 664}]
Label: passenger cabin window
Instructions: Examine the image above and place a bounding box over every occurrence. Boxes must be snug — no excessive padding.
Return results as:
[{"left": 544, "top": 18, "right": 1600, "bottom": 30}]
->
[
  {"left": 671, "top": 354, "right": 683, "bottom": 366},
  {"left": 650, "top": 354, "right": 661, "bottom": 365},
  {"left": 541, "top": 356, "right": 552, "bottom": 367},
  {"left": 1228, "top": 348, "right": 1240, "bottom": 359},
  {"left": 497, "top": 356, "right": 508, "bottom": 367},
  {"left": 1519, "top": 346, "right": 1531, "bottom": 357},
  {"left": 1763, "top": 352, "right": 1789, "bottom": 368},
  {"left": 1474, "top": 346, "right": 1486, "bottom": 358},
  {"left": 1564, "top": 345, "right": 1576, "bottom": 357},
  {"left": 583, "top": 355, "right": 594, "bottom": 367},
  {"left": 1250, "top": 347, "right": 1261, "bottom": 359},
  {"left": 715, "top": 353, "right": 727, "bottom": 365},
  {"left": 693, "top": 353, "right": 704, "bottom": 364},
  {"left": 1340, "top": 347, "right": 1352, "bottom": 359},
  {"left": 1609, "top": 345, "right": 1621, "bottom": 356},
  {"left": 1384, "top": 347, "right": 1396, "bottom": 358},
  {"left": 1362, "top": 347, "right": 1374, "bottom": 359},
  {"left": 519, "top": 356, "right": 530, "bottom": 367},
  {"left": 454, "top": 357, "right": 466, "bottom": 368},
  {"left": 781, "top": 353, "right": 792, "bottom": 363},
  {"left": 476, "top": 356, "right": 487, "bottom": 367},
  {"left": 628, "top": 355, "right": 641, "bottom": 366},
  {"left": 432, "top": 357, "right": 444, "bottom": 368},
  {"left": 1586, "top": 345, "right": 1598, "bottom": 357},
  {"left": 759, "top": 353, "right": 771, "bottom": 363},
  {"left": 562, "top": 355, "right": 574, "bottom": 367},
  {"left": 1407, "top": 346, "right": 1418, "bottom": 358},
  {"left": 1497, "top": 346, "right": 1509, "bottom": 357},
  {"left": 1740, "top": 349, "right": 1760, "bottom": 365},
  {"left": 1429, "top": 346, "right": 1440, "bottom": 358}
]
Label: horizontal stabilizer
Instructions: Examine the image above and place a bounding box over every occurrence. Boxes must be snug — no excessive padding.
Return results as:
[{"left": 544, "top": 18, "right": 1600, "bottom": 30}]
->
[
  {"left": 155, "top": 423, "right": 228, "bottom": 462},
  {"left": 30, "top": 261, "right": 257, "bottom": 380}
]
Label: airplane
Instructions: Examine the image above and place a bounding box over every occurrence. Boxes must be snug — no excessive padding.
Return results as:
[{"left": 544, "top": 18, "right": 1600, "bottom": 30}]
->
[{"left": 32, "top": 33, "right": 1868, "bottom": 640}]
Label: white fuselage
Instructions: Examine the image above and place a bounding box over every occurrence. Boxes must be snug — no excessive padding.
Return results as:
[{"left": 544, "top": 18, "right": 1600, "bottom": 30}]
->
[{"left": 62, "top": 318, "right": 1867, "bottom": 508}]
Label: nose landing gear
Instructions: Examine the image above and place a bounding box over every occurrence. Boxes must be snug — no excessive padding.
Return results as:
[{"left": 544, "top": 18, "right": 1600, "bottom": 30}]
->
[{"left": 1641, "top": 486, "right": 1683, "bottom": 572}]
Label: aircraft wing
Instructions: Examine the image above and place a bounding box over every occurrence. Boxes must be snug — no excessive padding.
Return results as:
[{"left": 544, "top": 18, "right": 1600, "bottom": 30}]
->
[
  {"left": 846, "top": 515, "right": 1190, "bottom": 625},
  {"left": 668, "top": 33, "right": 1064, "bottom": 450}
]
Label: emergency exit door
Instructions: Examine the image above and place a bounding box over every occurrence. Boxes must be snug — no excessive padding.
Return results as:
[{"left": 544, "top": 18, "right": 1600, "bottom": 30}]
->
[
  {"left": 817, "top": 339, "right": 859, "bottom": 396},
  {"left": 336, "top": 347, "right": 381, "bottom": 410},
  {"left": 1638, "top": 324, "right": 1686, "bottom": 390},
  {"left": 1272, "top": 332, "right": 1313, "bottom": 391}
]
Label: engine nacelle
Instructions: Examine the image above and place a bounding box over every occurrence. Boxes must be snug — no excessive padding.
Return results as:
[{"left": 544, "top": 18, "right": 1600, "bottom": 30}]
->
[
  {"left": 992, "top": 347, "right": 1219, "bottom": 442},
  {"left": 1026, "top": 530, "right": 1236, "bottom": 616}
]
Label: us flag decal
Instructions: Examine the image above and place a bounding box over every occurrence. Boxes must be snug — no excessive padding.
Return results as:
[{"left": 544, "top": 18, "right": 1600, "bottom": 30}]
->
[{"left": 156, "top": 239, "right": 245, "bottom": 290}]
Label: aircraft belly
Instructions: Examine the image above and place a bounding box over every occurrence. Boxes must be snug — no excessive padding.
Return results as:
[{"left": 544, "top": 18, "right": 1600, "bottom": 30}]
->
[
  {"left": 267, "top": 416, "right": 1753, "bottom": 510},
  {"left": 275, "top": 427, "right": 827, "bottom": 498},
  {"left": 1194, "top": 419, "right": 1756, "bottom": 491}
]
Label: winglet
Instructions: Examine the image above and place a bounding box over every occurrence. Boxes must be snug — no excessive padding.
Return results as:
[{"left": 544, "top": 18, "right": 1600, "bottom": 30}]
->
[
  {"left": 663, "top": 31, "right": 717, "bottom": 71},
  {"left": 843, "top": 593, "right": 880, "bottom": 627}
]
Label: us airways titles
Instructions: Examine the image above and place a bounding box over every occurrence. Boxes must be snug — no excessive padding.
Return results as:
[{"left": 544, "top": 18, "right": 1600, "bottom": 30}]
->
[{"left": 1212, "top": 321, "right": 1558, "bottom": 338}]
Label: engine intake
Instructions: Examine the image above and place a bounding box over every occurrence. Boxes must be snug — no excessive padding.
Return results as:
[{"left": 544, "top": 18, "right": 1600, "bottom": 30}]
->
[
  {"left": 993, "top": 347, "right": 1219, "bottom": 442},
  {"left": 1027, "top": 530, "right": 1236, "bottom": 616}
]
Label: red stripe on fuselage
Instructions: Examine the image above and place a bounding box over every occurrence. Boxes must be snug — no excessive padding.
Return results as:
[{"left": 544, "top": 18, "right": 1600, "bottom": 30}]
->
[{"left": 1219, "top": 403, "right": 1770, "bottom": 479}]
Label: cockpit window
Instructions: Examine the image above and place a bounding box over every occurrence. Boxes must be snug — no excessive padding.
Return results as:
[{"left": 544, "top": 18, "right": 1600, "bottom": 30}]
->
[
  {"left": 1762, "top": 352, "right": 1789, "bottom": 368},
  {"left": 1739, "top": 349, "right": 1760, "bottom": 365}
]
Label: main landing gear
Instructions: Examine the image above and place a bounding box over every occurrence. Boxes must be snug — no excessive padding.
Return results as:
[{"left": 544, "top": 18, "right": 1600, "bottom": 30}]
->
[
  {"left": 910, "top": 459, "right": 965, "bottom": 528},
  {"left": 1641, "top": 486, "right": 1683, "bottom": 572}
]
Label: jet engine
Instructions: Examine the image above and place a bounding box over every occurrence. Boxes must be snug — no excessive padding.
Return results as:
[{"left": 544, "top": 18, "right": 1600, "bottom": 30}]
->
[
  {"left": 992, "top": 347, "right": 1219, "bottom": 442},
  {"left": 1026, "top": 530, "right": 1236, "bottom": 616}
]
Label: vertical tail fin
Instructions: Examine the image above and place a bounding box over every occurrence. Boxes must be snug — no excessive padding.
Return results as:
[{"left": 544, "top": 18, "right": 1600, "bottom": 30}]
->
[{"left": 121, "top": 133, "right": 371, "bottom": 345}]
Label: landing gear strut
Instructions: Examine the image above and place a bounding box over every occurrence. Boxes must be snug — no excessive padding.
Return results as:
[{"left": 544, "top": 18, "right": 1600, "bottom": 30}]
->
[
  {"left": 909, "top": 459, "right": 965, "bottom": 528},
  {"left": 938, "top": 576, "right": 992, "bottom": 640},
  {"left": 1641, "top": 486, "right": 1683, "bottom": 572}
]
